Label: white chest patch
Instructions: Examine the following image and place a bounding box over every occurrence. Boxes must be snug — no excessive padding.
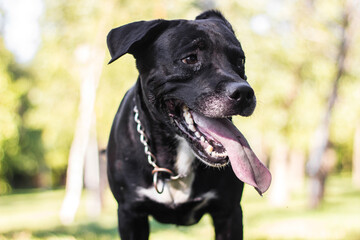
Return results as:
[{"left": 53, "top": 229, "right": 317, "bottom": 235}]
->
[
  {"left": 136, "top": 137, "right": 196, "bottom": 205},
  {"left": 175, "top": 136, "right": 195, "bottom": 177},
  {"left": 137, "top": 174, "right": 194, "bottom": 205}
]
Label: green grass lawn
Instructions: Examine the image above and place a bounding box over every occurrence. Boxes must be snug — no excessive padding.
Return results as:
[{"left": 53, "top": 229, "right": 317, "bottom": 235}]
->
[{"left": 1, "top": 173, "right": 359, "bottom": 240}]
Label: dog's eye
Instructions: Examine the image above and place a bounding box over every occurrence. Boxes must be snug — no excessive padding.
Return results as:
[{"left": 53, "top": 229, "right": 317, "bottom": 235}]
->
[{"left": 182, "top": 54, "right": 198, "bottom": 65}]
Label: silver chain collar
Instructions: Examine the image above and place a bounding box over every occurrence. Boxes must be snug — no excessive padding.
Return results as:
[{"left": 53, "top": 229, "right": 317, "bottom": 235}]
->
[{"left": 133, "top": 105, "right": 182, "bottom": 194}]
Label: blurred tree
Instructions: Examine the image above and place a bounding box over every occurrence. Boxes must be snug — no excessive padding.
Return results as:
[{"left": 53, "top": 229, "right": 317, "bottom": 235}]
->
[
  {"left": 307, "top": 0, "right": 357, "bottom": 208},
  {"left": 59, "top": 0, "right": 112, "bottom": 224}
]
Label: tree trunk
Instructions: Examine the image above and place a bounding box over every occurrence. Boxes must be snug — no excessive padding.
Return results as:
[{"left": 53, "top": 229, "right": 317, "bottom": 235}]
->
[
  {"left": 289, "top": 150, "right": 305, "bottom": 192},
  {"left": 84, "top": 114, "right": 101, "bottom": 218},
  {"left": 59, "top": 0, "right": 113, "bottom": 223},
  {"left": 306, "top": 0, "right": 354, "bottom": 208},
  {"left": 59, "top": 50, "right": 104, "bottom": 223},
  {"left": 59, "top": 44, "right": 105, "bottom": 224},
  {"left": 309, "top": 147, "right": 336, "bottom": 208},
  {"left": 269, "top": 142, "right": 289, "bottom": 206}
]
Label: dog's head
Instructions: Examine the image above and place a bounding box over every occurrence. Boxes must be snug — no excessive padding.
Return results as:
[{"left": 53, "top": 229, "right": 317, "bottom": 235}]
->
[{"left": 107, "top": 10, "right": 271, "bottom": 195}]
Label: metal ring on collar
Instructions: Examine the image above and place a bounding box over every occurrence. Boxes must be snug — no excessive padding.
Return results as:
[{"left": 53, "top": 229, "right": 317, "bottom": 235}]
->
[{"left": 152, "top": 168, "right": 175, "bottom": 194}]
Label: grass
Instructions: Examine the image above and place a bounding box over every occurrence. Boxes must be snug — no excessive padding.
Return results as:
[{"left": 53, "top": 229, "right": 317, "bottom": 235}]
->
[
  {"left": 242, "top": 174, "right": 360, "bottom": 240},
  {"left": 0, "top": 173, "right": 359, "bottom": 239}
]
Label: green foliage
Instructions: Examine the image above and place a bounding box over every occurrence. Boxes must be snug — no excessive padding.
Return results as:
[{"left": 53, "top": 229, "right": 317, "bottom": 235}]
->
[{"left": 0, "top": 40, "right": 46, "bottom": 193}]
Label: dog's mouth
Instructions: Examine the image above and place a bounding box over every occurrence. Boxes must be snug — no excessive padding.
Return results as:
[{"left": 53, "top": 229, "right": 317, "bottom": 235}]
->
[
  {"left": 165, "top": 100, "right": 272, "bottom": 195},
  {"left": 168, "top": 102, "right": 229, "bottom": 167}
]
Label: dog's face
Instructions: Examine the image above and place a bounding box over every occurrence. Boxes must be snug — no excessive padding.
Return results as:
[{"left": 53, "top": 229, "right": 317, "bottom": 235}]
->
[
  {"left": 133, "top": 14, "right": 255, "bottom": 167},
  {"left": 107, "top": 11, "right": 271, "bottom": 194},
  {"left": 141, "top": 19, "right": 256, "bottom": 117}
]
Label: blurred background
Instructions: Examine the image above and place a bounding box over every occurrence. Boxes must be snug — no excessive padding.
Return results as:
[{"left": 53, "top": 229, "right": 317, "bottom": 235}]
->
[{"left": 0, "top": 0, "right": 359, "bottom": 239}]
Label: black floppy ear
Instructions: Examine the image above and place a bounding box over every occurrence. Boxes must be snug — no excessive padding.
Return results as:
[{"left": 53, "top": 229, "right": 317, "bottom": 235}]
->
[
  {"left": 195, "top": 10, "right": 234, "bottom": 33},
  {"left": 107, "top": 20, "right": 168, "bottom": 64}
]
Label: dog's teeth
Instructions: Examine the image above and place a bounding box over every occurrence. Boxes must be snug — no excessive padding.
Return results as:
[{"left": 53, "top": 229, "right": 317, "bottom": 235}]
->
[
  {"left": 195, "top": 131, "right": 201, "bottom": 138},
  {"left": 206, "top": 145, "right": 213, "bottom": 154},
  {"left": 200, "top": 136, "right": 205, "bottom": 142},
  {"left": 183, "top": 107, "right": 194, "bottom": 126},
  {"left": 184, "top": 114, "right": 194, "bottom": 125},
  {"left": 188, "top": 124, "right": 196, "bottom": 132},
  {"left": 219, "top": 151, "right": 228, "bottom": 158},
  {"left": 210, "top": 151, "right": 227, "bottom": 158},
  {"left": 217, "top": 152, "right": 226, "bottom": 158}
]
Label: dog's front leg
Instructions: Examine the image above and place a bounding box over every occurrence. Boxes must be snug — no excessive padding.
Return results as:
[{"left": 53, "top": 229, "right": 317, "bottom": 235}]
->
[
  {"left": 117, "top": 207, "right": 150, "bottom": 240},
  {"left": 211, "top": 205, "right": 244, "bottom": 240}
]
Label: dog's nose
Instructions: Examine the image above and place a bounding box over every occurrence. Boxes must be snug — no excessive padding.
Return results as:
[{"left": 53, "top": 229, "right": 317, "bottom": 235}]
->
[{"left": 225, "top": 82, "right": 254, "bottom": 103}]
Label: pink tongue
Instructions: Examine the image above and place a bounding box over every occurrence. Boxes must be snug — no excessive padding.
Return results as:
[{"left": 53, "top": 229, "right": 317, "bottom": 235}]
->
[{"left": 191, "top": 111, "right": 272, "bottom": 195}]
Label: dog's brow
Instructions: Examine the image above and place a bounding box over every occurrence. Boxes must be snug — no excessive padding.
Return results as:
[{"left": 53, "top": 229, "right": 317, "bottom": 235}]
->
[
  {"left": 193, "top": 38, "right": 206, "bottom": 49},
  {"left": 179, "top": 38, "right": 206, "bottom": 53}
]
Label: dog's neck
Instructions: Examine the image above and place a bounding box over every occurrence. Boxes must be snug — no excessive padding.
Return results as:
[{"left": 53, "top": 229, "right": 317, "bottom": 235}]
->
[{"left": 133, "top": 83, "right": 195, "bottom": 183}]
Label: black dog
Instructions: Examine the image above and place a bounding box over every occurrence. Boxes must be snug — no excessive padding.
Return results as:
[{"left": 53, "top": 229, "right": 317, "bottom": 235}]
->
[{"left": 106, "top": 10, "right": 271, "bottom": 240}]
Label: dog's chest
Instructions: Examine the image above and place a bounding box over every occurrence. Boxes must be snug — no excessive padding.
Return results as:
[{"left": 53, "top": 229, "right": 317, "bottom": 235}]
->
[
  {"left": 136, "top": 137, "right": 216, "bottom": 207},
  {"left": 137, "top": 137, "right": 195, "bottom": 204}
]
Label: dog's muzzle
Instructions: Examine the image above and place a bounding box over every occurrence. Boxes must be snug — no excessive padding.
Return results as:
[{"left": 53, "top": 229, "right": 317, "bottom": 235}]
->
[{"left": 165, "top": 100, "right": 271, "bottom": 195}]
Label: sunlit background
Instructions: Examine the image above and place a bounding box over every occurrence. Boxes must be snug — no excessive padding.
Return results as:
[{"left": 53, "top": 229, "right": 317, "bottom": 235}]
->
[{"left": 1, "top": 0, "right": 360, "bottom": 239}]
